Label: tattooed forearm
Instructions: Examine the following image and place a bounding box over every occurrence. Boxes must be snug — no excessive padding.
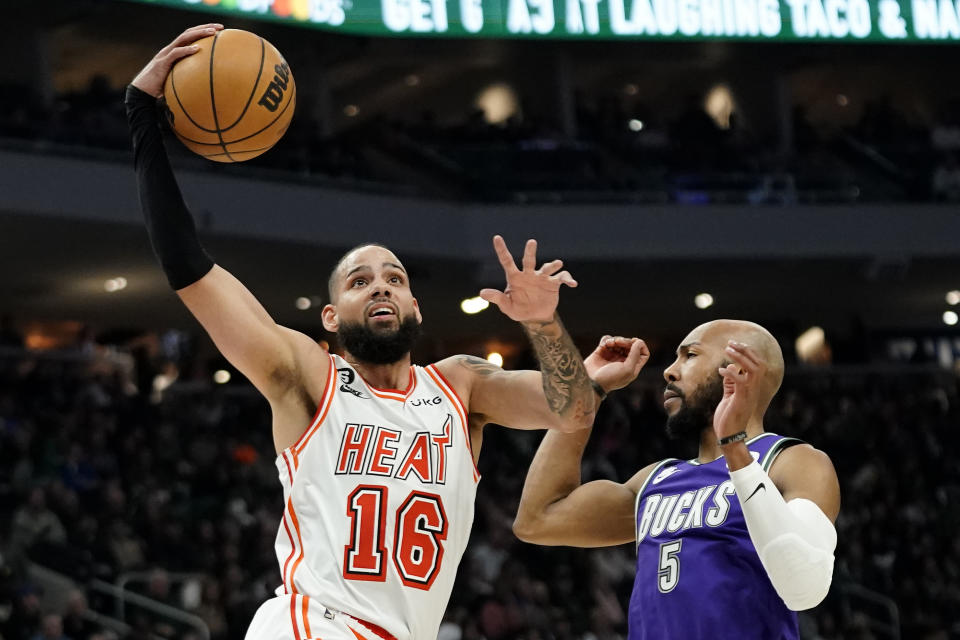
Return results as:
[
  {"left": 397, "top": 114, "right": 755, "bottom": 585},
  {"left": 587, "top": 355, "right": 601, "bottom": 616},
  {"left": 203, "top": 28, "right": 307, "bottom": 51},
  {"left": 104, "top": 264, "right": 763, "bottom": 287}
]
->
[{"left": 523, "top": 314, "right": 595, "bottom": 423}]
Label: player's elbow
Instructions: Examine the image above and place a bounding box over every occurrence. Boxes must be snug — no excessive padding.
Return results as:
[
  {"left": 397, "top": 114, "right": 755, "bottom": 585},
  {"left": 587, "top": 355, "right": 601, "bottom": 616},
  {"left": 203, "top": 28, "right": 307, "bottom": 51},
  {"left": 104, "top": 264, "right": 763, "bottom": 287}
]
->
[
  {"left": 781, "top": 581, "right": 831, "bottom": 611},
  {"left": 761, "top": 533, "right": 835, "bottom": 611},
  {"left": 512, "top": 512, "right": 549, "bottom": 544}
]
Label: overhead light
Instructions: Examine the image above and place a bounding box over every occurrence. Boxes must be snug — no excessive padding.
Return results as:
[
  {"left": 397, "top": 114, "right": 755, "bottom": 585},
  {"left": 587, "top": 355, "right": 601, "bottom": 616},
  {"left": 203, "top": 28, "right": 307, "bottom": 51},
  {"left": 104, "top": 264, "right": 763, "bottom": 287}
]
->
[
  {"left": 405, "top": 74, "right": 420, "bottom": 87},
  {"left": 946, "top": 290, "right": 960, "bottom": 305},
  {"left": 486, "top": 352, "right": 503, "bottom": 367},
  {"left": 474, "top": 83, "right": 519, "bottom": 125},
  {"left": 704, "top": 84, "right": 735, "bottom": 129},
  {"left": 795, "top": 326, "right": 830, "bottom": 364},
  {"left": 624, "top": 83, "right": 639, "bottom": 95},
  {"left": 628, "top": 119, "right": 644, "bottom": 132},
  {"left": 460, "top": 296, "right": 490, "bottom": 315},
  {"left": 836, "top": 94, "right": 849, "bottom": 107},
  {"left": 296, "top": 297, "right": 311, "bottom": 311},
  {"left": 213, "top": 370, "right": 231, "bottom": 384},
  {"left": 104, "top": 277, "right": 128, "bottom": 293},
  {"left": 343, "top": 104, "right": 359, "bottom": 117},
  {"left": 694, "top": 293, "right": 714, "bottom": 309},
  {"left": 944, "top": 311, "right": 959, "bottom": 326}
]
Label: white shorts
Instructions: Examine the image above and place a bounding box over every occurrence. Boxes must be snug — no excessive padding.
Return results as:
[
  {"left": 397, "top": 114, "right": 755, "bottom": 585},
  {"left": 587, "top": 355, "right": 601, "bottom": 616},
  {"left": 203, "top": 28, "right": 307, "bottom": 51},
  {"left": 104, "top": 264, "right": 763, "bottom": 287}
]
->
[{"left": 244, "top": 594, "right": 392, "bottom": 640}]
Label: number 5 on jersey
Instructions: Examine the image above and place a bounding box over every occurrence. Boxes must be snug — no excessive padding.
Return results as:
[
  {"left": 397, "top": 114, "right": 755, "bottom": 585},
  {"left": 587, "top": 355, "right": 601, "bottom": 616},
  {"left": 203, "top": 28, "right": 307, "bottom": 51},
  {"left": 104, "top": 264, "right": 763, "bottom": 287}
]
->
[
  {"left": 658, "top": 540, "right": 682, "bottom": 593},
  {"left": 345, "top": 485, "right": 449, "bottom": 590}
]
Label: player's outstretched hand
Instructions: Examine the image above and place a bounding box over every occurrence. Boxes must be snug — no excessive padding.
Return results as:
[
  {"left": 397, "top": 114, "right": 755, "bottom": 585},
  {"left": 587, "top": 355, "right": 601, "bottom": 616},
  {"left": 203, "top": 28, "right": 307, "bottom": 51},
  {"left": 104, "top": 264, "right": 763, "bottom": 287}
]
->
[
  {"left": 131, "top": 24, "right": 224, "bottom": 98},
  {"left": 713, "top": 340, "right": 765, "bottom": 439},
  {"left": 584, "top": 336, "right": 650, "bottom": 392},
  {"left": 479, "top": 235, "right": 576, "bottom": 324}
]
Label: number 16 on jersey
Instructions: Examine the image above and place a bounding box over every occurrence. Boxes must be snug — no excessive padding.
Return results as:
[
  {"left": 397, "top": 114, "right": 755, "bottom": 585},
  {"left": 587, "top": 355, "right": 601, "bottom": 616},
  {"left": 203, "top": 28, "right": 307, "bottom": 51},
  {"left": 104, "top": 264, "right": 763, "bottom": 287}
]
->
[{"left": 345, "top": 485, "right": 449, "bottom": 590}]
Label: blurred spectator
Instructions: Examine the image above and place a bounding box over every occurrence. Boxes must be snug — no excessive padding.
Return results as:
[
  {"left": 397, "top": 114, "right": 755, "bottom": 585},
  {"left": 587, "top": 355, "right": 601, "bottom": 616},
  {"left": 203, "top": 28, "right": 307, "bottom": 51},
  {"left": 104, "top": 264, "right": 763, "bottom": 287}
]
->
[
  {"left": 60, "top": 591, "right": 97, "bottom": 640},
  {"left": 7, "top": 489, "right": 67, "bottom": 571},
  {"left": 932, "top": 153, "right": 960, "bottom": 202},
  {"left": 29, "top": 614, "right": 70, "bottom": 640}
]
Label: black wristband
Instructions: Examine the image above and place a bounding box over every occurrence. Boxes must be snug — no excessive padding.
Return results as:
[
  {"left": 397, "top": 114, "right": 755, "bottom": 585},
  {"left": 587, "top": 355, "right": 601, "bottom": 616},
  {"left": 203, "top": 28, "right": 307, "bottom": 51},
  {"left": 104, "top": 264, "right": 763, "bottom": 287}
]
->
[
  {"left": 591, "top": 379, "right": 607, "bottom": 402},
  {"left": 125, "top": 84, "right": 214, "bottom": 290},
  {"left": 718, "top": 431, "right": 748, "bottom": 446}
]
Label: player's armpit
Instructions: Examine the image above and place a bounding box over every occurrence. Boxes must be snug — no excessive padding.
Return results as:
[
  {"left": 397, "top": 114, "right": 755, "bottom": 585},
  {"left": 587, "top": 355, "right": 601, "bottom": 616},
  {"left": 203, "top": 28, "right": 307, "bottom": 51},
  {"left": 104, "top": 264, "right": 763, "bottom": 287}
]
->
[
  {"left": 177, "top": 265, "right": 326, "bottom": 402},
  {"left": 433, "top": 355, "right": 589, "bottom": 432},
  {"left": 513, "top": 478, "right": 639, "bottom": 547}
]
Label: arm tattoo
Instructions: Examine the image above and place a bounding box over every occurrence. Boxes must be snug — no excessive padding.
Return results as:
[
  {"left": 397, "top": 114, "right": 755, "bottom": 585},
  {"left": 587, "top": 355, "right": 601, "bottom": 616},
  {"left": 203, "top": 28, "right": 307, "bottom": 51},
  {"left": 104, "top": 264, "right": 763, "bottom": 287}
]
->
[
  {"left": 455, "top": 355, "right": 508, "bottom": 378},
  {"left": 523, "top": 314, "right": 594, "bottom": 421}
]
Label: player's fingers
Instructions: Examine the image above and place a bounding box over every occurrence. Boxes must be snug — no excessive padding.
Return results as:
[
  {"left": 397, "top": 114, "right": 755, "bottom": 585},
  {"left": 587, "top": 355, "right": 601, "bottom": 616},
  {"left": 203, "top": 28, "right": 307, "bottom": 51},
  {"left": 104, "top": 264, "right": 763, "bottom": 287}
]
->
[
  {"left": 539, "top": 259, "right": 564, "bottom": 276},
  {"left": 728, "top": 341, "right": 763, "bottom": 369},
  {"left": 626, "top": 339, "right": 650, "bottom": 370},
  {"left": 164, "top": 45, "right": 201, "bottom": 65},
  {"left": 552, "top": 271, "right": 578, "bottom": 288},
  {"left": 176, "top": 24, "right": 224, "bottom": 44},
  {"left": 491, "top": 235, "right": 519, "bottom": 274},
  {"left": 521, "top": 239, "right": 538, "bottom": 271},
  {"left": 478, "top": 288, "right": 508, "bottom": 308},
  {"left": 724, "top": 344, "right": 756, "bottom": 373},
  {"left": 719, "top": 363, "right": 747, "bottom": 382},
  {"left": 166, "top": 24, "right": 222, "bottom": 53}
]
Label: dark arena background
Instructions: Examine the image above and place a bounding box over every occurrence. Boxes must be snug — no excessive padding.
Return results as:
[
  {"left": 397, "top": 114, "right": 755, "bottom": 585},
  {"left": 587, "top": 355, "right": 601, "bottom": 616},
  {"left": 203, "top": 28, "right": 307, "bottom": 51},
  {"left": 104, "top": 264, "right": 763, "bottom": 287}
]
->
[{"left": 1, "top": 0, "right": 959, "bottom": 638}]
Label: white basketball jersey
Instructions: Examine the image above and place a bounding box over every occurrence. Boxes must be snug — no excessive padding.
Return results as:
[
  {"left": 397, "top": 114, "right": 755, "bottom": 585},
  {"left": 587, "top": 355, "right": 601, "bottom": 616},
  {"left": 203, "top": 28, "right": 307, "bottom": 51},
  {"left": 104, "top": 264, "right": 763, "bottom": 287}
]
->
[{"left": 272, "top": 353, "right": 479, "bottom": 640}]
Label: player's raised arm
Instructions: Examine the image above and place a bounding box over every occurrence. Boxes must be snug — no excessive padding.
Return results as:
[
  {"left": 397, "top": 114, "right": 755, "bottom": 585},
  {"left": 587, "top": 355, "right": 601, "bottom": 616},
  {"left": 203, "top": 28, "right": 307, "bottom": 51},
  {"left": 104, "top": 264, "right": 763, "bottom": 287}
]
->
[
  {"left": 512, "top": 336, "right": 651, "bottom": 546},
  {"left": 437, "top": 236, "right": 607, "bottom": 433},
  {"left": 126, "top": 25, "right": 323, "bottom": 406}
]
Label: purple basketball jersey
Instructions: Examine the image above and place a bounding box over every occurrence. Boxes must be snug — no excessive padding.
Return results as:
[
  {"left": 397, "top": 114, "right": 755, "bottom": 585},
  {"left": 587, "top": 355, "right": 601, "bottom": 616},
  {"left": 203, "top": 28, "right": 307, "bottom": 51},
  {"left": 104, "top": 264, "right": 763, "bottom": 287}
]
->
[{"left": 629, "top": 433, "right": 802, "bottom": 640}]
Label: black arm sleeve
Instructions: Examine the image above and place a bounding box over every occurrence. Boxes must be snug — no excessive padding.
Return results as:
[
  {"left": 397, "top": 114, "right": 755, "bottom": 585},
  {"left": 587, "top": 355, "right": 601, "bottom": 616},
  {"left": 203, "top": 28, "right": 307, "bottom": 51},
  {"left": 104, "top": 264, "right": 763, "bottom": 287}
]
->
[{"left": 125, "top": 84, "right": 214, "bottom": 290}]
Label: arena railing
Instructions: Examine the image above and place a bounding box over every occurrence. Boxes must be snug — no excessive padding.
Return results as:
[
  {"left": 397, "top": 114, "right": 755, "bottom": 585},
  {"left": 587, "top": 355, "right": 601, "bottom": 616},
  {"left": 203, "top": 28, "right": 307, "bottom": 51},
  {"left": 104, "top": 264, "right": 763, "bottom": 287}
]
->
[
  {"left": 840, "top": 582, "right": 901, "bottom": 640},
  {"left": 89, "top": 577, "right": 211, "bottom": 640}
]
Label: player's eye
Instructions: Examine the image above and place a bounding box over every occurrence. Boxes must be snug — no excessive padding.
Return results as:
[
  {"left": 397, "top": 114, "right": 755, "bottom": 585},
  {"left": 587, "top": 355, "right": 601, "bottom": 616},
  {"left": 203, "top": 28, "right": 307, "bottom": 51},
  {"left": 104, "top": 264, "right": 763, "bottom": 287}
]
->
[
  {"left": 687, "top": 352, "right": 697, "bottom": 359},
  {"left": 352, "top": 278, "right": 367, "bottom": 287},
  {"left": 389, "top": 275, "right": 402, "bottom": 284}
]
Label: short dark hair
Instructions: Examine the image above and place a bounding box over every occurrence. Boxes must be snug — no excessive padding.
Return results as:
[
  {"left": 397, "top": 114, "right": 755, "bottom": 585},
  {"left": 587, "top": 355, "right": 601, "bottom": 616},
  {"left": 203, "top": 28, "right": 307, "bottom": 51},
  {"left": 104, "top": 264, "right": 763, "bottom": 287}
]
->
[{"left": 327, "top": 243, "right": 391, "bottom": 304}]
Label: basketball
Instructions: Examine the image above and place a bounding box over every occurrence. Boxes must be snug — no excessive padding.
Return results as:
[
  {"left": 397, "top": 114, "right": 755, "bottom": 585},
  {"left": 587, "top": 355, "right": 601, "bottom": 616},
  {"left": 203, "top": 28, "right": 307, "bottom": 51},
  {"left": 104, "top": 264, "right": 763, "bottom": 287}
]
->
[{"left": 162, "top": 29, "right": 295, "bottom": 163}]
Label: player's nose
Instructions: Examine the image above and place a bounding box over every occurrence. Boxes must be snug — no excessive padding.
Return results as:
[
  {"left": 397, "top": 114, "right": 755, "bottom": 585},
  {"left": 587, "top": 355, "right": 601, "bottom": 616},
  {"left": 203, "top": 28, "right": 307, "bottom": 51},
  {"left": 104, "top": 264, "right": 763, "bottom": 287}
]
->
[{"left": 663, "top": 361, "right": 679, "bottom": 383}]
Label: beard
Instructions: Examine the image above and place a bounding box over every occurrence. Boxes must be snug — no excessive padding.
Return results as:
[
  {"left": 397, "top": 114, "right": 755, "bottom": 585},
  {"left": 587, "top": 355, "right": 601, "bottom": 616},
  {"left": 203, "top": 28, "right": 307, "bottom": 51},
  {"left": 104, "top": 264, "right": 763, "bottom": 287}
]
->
[
  {"left": 665, "top": 367, "right": 727, "bottom": 442},
  {"left": 338, "top": 314, "right": 421, "bottom": 365}
]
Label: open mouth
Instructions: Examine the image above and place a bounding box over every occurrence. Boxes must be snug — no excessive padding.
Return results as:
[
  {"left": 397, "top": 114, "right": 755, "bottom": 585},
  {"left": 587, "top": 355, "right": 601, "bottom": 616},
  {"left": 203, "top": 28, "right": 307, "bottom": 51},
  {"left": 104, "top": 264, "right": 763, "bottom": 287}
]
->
[{"left": 368, "top": 303, "right": 397, "bottom": 319}]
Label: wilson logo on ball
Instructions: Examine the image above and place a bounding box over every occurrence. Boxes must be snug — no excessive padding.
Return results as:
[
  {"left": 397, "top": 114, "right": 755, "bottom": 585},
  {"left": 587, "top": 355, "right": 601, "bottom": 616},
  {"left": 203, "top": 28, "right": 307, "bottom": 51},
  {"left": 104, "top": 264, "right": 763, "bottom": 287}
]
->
[{"left": 258, "top": 62, "right": 291, "bottom": 113}]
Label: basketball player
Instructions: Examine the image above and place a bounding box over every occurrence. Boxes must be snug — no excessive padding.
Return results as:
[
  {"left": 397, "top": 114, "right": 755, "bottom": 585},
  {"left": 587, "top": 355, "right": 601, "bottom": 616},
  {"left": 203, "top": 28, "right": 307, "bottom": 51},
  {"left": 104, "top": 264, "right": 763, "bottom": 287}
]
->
[
  {"left": 126, "top": 25, "right": 603, "bottom": 640},
  {"left": 513, "top": 321, "right": 841, "bottom": 639}
]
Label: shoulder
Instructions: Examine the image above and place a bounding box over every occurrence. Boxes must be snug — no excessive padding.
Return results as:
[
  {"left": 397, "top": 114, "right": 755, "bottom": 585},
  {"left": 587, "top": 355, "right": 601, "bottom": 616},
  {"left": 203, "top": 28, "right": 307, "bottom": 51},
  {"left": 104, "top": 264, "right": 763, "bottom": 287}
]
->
[
  {"left": 768, "top": 442, "right": 834, "bottom": 476},
  {"left": 768, "top": 443, "right": 841, "bottom": 520},
  {"left": 431, "top": 354, "right": 504, "bottom": 405},
  {"left": 624, "top": 459, "right": 676, "bottom": 496}
]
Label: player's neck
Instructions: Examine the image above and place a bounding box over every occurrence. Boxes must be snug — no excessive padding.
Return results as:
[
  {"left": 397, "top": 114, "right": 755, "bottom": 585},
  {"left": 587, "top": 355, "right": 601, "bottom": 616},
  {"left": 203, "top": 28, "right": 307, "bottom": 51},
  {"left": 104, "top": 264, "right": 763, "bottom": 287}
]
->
[
  {"left": 344, "top": 352, "right": 413, "bottom": 391},
  {"left": 696, "top": 420, "right": 765, "bottom": 463}
]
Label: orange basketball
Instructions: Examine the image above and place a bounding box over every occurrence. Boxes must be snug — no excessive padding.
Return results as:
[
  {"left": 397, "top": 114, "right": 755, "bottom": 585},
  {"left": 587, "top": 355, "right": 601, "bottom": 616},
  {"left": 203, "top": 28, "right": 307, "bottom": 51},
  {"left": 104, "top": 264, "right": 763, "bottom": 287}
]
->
[{"left": 162, "top": 29, "right": 295, "bottom": 163}]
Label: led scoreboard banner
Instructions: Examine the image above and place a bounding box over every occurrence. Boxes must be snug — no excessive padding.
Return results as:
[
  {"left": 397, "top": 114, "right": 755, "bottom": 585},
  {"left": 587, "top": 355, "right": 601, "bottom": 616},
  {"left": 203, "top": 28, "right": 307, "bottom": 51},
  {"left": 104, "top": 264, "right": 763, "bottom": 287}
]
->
[{"left": 123, "top": 0, "right": 960, "bottom": 41}]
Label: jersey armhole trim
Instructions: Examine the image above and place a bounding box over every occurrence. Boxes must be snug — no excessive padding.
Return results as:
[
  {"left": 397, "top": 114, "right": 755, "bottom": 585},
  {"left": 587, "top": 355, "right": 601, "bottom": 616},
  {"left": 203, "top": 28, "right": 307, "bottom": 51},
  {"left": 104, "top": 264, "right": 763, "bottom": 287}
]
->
[
  {"left": 425, "top": 364, "right": 481, "bottom": 482},
  {"left": 634, "top": 458, "right": 679, "bottom": 549},
  {"left": 762, "top": 437, "right": 805, "bottom": 472},
  {"left": 288, "top": 352, "right": 337, "bottom": 464}
]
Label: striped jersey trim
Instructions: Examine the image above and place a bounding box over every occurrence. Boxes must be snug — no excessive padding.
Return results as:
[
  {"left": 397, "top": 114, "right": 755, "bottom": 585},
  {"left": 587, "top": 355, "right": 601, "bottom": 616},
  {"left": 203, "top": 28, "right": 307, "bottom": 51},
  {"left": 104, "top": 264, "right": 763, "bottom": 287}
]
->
[
  {"left": 634, "top": 458, "right": 680, "bottom": 549},
  {"left": 425, "top": 364, "right": 480, "bottom": 482},
  {"left": 761, "top": 436, "right": 804, "bottom": 471},
  {"left": 686, "top": 432, "right": 778, "bottom": 465},
  {"left": 360, "top": 367, "right": 417, "bottom": 402},
  {"left": 287, "top": 352, "right": 336, "bottom": 459}
]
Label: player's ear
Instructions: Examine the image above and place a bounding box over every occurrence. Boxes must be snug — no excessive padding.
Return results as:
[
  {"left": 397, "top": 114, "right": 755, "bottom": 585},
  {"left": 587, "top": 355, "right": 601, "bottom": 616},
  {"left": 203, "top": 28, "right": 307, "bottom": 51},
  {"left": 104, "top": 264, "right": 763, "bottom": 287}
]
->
[
  {"left": 321, "top": 304, "right": 338, "bottom": 332},
  {"left": 412, "top": 298, "right": 422, "bottom": 324}
]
